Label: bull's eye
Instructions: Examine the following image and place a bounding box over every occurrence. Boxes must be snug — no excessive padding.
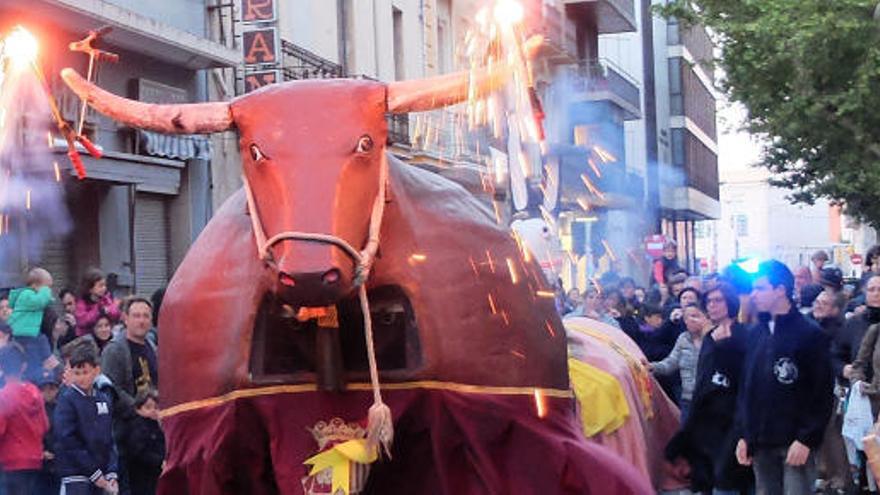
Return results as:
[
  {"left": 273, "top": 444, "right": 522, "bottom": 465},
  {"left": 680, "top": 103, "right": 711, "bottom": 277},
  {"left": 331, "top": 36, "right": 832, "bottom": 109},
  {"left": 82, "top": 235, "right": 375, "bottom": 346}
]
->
[
  {"left": 356, "top": 135, "right": 374, "bottom": 153},
  {"left": 250, "top": 143, "right": 268, "bottom": 162}
]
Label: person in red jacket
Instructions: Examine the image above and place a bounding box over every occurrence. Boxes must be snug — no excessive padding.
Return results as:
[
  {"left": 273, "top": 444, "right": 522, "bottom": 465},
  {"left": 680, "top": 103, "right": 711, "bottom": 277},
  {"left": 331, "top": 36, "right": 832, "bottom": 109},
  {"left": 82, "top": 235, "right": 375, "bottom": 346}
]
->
[
  {"left": 0, "top": 343, "right": 50, "bottom": 495},
  {"left": 74, "top": 269, "right": 121, "bottom": 338}
]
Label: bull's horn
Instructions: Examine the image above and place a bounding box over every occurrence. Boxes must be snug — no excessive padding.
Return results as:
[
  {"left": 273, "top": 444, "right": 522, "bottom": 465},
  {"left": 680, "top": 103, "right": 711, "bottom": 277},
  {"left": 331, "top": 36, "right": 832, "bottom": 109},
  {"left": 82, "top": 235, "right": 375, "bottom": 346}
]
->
[
  {"left": 387, "top": 35, "right": 542, "bottom": 114},
  {"left": 60, "top": 68, "right": 233, "bottom": 134}
]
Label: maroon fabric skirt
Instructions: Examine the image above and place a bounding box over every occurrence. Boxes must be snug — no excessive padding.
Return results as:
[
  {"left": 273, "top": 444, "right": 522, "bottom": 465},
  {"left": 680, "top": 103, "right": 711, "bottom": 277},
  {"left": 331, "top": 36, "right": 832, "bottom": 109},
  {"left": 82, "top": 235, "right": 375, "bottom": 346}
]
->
[{"left": 159, "top": 385, "right": 652, "bottom": 495}]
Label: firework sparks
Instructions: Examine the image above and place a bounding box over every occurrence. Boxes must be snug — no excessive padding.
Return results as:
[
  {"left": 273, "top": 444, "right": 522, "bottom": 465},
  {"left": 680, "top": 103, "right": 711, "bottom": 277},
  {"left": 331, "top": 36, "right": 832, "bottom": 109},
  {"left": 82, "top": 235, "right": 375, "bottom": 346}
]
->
[
  {"left": 25, "top": 189, "right": 31, "bottom": 210},
  {"left": 493, "top": 0, "right": 524, "bottom": 25},
  {"left": 587, "top": 158, "right": 602, "bottom": 178},
  {"left": 487, "top": 293, "right": 498, "bottom": 314},
  {"left": 409, "top": 253, "right": 427, "bottom": 263},
  {"left": 3, "top": 26, "right": 38, "bottom": 72},
  {"left": 506, "top": 257, "right": 519, "bottom": 284},
  {"left": 593, "top": 145, "right": 617, "bottom": 163},
  {"left": 535, "top": 290, "right": 555, "bottom": 298},
  {"left": 538, "top": 205, "right": 558, "bottom": 236},
  {"left": 544, "top": 320, "right": 556, "bottom": 338},
  {"left": 511, "top": 230, "right": 533, "bottom": 263},
  {"left": 602, "top": 239, "right": 617, "bottom": 262},
  {"left": 462, "top": 0, "right": 544, "bottom": 172},
  {"left": 53, "top": 161, "right": 61, "bottom": 182},
  {"left": 534, "top": 389, "right": 548, "bottom": 418},
  {"left": 580, "top": 173, "right": 606, "bottom": 201},
  {"left": 576, "top": 197, "right": 591, "bottom": 212}
]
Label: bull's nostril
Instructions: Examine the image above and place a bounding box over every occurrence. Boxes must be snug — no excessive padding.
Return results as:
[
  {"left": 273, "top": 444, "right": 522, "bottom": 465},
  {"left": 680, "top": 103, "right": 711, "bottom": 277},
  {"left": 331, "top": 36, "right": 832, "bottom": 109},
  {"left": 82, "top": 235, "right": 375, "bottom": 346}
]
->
[
  {"left": 279, "top": 273, "right": 296, "bottom": 287},
  {"left": 322, "top": 269, "right": 341, "bottom": 285}
]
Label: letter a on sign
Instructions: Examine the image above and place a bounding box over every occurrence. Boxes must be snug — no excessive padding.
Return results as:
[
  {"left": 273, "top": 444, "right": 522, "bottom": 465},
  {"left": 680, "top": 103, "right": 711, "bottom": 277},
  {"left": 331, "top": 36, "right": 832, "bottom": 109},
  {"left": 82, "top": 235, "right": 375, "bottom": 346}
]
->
[
  {"left": 243, "top": 28, "right": 277, "bottom": 65},
  {"left": 242, "top": 0, "right": 275, "bottom": 22}
]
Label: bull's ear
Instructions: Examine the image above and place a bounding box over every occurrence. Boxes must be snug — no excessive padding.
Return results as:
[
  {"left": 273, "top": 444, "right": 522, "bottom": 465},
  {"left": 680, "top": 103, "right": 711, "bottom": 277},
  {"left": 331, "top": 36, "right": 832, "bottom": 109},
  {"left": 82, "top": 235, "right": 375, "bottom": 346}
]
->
[
  {"left": 61, "top": 68, "right": 233, "bottom": 134},
  {"left": 386, "top": 36, "right": 542, "bottom": 114}
]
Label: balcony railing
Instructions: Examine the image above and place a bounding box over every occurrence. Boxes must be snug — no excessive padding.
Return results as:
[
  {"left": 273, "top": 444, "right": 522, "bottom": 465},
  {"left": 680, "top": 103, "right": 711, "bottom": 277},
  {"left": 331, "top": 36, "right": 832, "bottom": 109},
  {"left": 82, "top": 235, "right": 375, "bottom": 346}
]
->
[
  {"left": 667, "top": 20, "right": 714, "bottom": 70},
  {"left": 524, "top": 2, "right": 577, "bottom": 63},
  {"left": 570, "top": 58, "right": 641, "bottom": 120},
  {"left": 281, "top": 40, "right": 343, "bottom": 80},
  {"left": 563, "top": 0, "right": 637, "bottom": 34},
  {"left": 387, "top": 114, "right": 410, "bottom": 147}
]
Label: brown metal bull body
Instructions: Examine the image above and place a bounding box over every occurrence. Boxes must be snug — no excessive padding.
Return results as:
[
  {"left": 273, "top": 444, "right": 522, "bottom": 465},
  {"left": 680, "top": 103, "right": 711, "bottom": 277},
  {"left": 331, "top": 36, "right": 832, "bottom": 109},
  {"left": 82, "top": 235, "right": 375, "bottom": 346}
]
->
[{"left": 62, "top": 65, "right": 651, "bottom": 494}]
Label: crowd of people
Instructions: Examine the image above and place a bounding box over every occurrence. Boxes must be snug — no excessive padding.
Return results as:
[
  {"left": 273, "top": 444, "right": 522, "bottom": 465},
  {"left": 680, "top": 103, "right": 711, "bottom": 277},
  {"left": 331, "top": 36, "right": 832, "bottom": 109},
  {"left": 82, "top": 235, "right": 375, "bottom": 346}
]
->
[
  {"left": 0, "top": 268, "right": 163, "bottom": 495},
  {"left": 561, "top": 241, "right": 880, "bottom": 494},
  {"left": 3, "top": 241, "right": 879, "bottom": 495}
]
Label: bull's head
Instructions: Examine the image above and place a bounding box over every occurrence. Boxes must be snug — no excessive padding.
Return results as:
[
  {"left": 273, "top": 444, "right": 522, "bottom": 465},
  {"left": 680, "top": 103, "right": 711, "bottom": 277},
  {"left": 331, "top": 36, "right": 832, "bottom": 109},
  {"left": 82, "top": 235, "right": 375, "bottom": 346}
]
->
[{"left": 61, "top": 38, "right": 539, "bottom": 306}]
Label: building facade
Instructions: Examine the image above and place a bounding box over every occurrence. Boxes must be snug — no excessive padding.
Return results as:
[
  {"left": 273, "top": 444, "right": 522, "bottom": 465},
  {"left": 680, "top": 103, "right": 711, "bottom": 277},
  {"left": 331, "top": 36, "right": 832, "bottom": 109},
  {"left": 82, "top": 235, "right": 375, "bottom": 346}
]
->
[
  {"left": 649, "top": 5, "right": 720, "bottom": 273},
  {"left": 0, "top": 1, "right": 239, "bottom": 296}
]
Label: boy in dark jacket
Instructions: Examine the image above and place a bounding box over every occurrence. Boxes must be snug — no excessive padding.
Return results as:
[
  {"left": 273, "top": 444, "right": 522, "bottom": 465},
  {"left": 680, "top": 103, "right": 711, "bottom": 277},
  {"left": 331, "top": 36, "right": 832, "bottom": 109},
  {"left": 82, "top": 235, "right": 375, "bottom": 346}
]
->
[
  {"left": 34, "top": 374, "right": 61, "bottom": 495},
  {"left": 735, "top": 260, "right": 833, "bottom": 495},
  {"left": 54, "top": 341, "right": 119, "bottom": 494},
  {"left": 0, "top": 343, "right": 50, "bottom": 495},
  {"left": 125, "top": 390, "right": 164, "bottom": 495}
]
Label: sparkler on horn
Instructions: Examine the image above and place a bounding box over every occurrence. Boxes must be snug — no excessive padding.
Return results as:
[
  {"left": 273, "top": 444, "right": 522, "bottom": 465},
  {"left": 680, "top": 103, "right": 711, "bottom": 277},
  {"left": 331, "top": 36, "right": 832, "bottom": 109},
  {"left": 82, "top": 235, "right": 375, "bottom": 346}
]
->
[
  {"left": 1, "top": 26, "right": 101, "bottom": 180},
  {"left": 69, "top": 26, "right": 119, "bottom": 135}
]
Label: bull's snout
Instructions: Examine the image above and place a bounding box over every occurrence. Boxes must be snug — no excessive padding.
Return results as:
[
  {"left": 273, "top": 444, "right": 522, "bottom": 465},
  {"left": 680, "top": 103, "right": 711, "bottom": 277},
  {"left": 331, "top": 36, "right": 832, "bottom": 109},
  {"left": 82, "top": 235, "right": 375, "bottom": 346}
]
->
[
  {"left": 276, "top": 268, "right": 352, "bottom": 306},
  {"left": 278, "top": 268, "right": 341, "bottom": 288},
  {"left": 272, "top": 242, "right": 355, "bottom": 305}
]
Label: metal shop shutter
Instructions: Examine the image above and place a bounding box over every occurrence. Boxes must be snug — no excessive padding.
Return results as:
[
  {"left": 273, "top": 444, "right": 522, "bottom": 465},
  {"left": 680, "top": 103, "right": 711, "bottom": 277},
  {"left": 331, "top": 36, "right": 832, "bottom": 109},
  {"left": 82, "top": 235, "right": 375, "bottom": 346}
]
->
[
  {"left": 134, "top": 193, "right": 170, "bottom": 298},
  {"left": 40, "top": 234, "right": 72, "bottom": 293}
]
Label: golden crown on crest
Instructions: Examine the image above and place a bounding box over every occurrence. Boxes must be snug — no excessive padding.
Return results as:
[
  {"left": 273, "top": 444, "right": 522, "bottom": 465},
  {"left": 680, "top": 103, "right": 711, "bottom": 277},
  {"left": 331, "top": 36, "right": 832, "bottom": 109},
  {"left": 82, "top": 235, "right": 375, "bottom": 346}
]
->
[{"left": 309, "top": 418, "right": 366, "bottom": 451}]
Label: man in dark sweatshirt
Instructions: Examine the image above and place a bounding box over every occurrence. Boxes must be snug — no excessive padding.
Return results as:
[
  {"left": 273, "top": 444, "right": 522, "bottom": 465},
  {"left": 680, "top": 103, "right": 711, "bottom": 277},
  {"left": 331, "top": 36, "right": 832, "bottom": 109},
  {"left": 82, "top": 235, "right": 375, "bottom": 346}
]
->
[{"left": 735, "top": 260, "right": 833, "bottom": 494}]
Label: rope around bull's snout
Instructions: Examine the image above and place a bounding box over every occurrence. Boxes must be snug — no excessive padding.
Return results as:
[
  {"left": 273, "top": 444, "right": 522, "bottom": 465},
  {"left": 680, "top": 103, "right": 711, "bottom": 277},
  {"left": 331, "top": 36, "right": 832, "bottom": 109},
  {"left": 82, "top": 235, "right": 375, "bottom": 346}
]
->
[{"left": 241, "top": 155, "right": 393, "bottom": 458}]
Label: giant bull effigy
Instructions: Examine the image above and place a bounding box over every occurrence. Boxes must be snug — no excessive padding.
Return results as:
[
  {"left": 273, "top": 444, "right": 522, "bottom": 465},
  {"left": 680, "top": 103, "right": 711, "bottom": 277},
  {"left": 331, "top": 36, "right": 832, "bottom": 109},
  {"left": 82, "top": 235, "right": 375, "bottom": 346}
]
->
[{"left": 61, "top": 55, "right": 653, "bottom": 493}]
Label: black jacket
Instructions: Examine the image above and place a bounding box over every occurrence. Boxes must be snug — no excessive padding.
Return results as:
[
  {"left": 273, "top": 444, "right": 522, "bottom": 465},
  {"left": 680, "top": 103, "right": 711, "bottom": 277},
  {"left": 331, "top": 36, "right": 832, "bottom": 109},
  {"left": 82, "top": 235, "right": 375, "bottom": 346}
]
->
[
  {"left": 736, "top": 307, "right": 833, "bottom": 452},
  {"left": 54, "top": 384, "right": 118, "bottom": 483},
  {"left": 814, "top": 314, "right": 845, "bottom": 340},
  {"left": 125, "top": 415, "right": 165, "bottom": 495},
  {"left": 125, "top": 415, "right": 164, "bottom": 471},
  {"left": 832, "top": 308, "right": 880, "bottom": 383},
  {"left": 666, "top": 323, "right": 752, "bottom": 491}
]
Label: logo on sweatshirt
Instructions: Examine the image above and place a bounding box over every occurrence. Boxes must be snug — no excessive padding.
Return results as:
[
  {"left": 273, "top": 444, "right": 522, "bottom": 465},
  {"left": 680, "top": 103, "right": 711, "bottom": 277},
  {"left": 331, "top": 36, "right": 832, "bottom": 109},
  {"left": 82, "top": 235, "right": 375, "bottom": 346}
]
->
[
  {"left": 773, "top": 357, "right": 799, "bottom": 385},
  {"left": 96, "top": 402, "right": 109, "bottom": 415},
  {"left": 711, "top": 371, "right": 730, "bottom": 388}
]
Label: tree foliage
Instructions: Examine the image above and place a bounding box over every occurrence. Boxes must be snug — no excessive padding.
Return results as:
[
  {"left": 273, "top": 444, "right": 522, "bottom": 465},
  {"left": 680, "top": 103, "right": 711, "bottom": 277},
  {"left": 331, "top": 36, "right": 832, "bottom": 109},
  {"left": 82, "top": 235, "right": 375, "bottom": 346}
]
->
[{"left": 658, "top": 0, "right": 880, "bottom": 226}]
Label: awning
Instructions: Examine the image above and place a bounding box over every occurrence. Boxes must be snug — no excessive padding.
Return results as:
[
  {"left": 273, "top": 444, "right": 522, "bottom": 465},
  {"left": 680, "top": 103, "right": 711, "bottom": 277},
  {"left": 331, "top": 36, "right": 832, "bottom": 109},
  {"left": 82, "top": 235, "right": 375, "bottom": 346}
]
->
[{"left": 138, "top": 130, "right": 213, "bottom": 161}]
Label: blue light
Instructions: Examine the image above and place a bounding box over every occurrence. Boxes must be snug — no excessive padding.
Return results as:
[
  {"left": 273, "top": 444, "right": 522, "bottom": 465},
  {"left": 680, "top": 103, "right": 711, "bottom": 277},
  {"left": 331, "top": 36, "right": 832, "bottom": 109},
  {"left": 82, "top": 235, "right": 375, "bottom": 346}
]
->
[{"left": 736, "top": 257, "right": 761, "bottom": 274}]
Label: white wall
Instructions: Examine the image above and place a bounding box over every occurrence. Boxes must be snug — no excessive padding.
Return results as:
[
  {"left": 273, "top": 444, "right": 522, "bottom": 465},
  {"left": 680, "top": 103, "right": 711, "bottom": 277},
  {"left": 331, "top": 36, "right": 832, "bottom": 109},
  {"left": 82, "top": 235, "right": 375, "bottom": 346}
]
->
[
  {"left": 277, "top": 0, "right": 424, "bottom": 80},
  {"left": 715, "top": 166, "right": 833, "bottom": 268},
  {"left": 278, "top": 0, "right": 340, "bottom": 63},
  {"left": 342, "top": 0, "right": 424, "bottom": 79},
  {"left": 599, "top": 4, "right": 647, "bottom": 178}
]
